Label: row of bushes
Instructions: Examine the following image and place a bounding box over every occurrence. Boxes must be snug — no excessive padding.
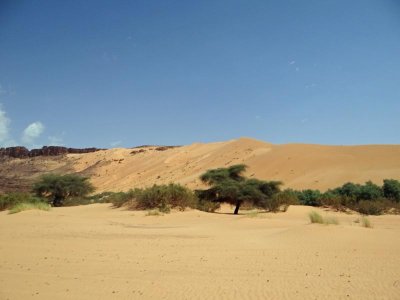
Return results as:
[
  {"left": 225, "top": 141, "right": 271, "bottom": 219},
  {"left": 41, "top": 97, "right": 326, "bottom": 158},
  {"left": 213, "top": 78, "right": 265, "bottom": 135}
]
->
[
  {"left": 2, "top": 170, "right": 399, "bottom": 216},
  {"left": 274, "top": 179, "right": 400, "bottom": 215}
]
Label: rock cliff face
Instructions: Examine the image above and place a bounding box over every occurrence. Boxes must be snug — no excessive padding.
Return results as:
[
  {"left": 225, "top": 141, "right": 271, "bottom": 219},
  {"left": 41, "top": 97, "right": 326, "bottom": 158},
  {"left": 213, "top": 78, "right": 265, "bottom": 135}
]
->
[{"left": 0, "top": 146, "right": 101, "bottom": 158}]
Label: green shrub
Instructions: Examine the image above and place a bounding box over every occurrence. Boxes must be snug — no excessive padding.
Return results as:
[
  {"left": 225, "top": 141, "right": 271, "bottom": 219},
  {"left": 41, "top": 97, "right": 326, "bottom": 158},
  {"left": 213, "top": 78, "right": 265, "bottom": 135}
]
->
[
  {"left": 9, "top": 202, "right": 50, "bottom": 214},
  {"left": 271, "top": 189, "right": 299, "bottom": 212},
  {"left": 383, "top": 179, "right": 400, "bottom": 202},
  {"left": 335, "top": 182, "right": 362, "bottom": 199},
  {"left": 355, "top": 200, "right": 385, "bottom": 215},
  {"left": 297, "top": 190, "right": 322, "bottom": 206},
  {"left": 135, "top": 184, "right": 196, "bottom": 212},
  {"left": 308, "top": 211, "right": 339, "bottom": 225},
  {"left": 108, "top": 190, "right": 139, "bottom": 208},
  {"left": 308, "top": 211, "right": 324, "bottom": 224},
  {"left": 197, "top": 199, "right": 221, "bottom": 212},
  {"left": 0, "top": 192, "right": 45, "bottom": 211},
  {"left": 359, "top": 181, "right": 383, "bottom": 200},
  {"left": 360, "top": 216, "right": 372, "bottom": 228}
]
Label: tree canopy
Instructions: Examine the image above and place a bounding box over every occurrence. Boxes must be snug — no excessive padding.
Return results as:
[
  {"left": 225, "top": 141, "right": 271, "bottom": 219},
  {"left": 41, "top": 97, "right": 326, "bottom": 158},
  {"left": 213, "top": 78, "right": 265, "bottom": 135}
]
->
[
  {"left": 198, "top": 164, "right": 282, "bottom": 214},
  {"left": 33, "top": 174, "right": 95, "bottom": 206},
  {"left": 383, "top": 179, "right": 400, "bottom": 202}
]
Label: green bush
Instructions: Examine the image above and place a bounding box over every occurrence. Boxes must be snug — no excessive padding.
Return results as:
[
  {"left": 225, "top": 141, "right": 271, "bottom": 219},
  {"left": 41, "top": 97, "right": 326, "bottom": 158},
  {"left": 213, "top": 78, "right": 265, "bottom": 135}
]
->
[
  {"left": 308, "top": 211, "right": 324, "bottom": 223},
  {"left": 297, "top": 189, "right": 322, "bottom": 206},
  {"left": 197, "top": 199, "right": 221, "bottom": 212},
  {"left": 9, "top": 202, "right": 50, "bottom": 214},
  {"left": 359, "top": 181, "right": 383, "bottom": 200},
  {"left": 271, "top": 189, "right": 299, "bottom": 212},
  {"left": 355, "top": 200, "right": 385, "bottom": 215},
  {"left": 335, "top": 182, "right": 362, "bottom": 199},
  {"left": 383, "top": 179, "right": 400, "bottom": 202},
  {"left": 0, "top": 192, "right": 45, "bottom": 211},
  {"left": 360, "top": 216, "right": 372, "bottom": 228},
  {"left": 308, "top": 211, "right": 339, "bottom": 225},
  {"left": 107, "top": 190, "right": 139, "bottom": 208},
  {"left": 135, "top": 184, "right": 196, "bottom": 212},
  {"left": 319, "top": 192, "right": 345, "bottom": 211}
]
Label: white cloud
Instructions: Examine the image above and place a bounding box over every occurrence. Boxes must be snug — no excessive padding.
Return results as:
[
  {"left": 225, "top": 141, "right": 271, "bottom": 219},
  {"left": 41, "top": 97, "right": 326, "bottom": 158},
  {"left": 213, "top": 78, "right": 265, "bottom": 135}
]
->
[
  {"left": 0, "top": 105, "right": 11, "bottom": 145},
  {"left": 21, "top": 122, "right": 45, "bottom": 145},
  {"left": 289, "top": 60, "right": 296, "bottom": 65},
  {"left": 0, "top": 104, "right": 46, "bottom": 148}
]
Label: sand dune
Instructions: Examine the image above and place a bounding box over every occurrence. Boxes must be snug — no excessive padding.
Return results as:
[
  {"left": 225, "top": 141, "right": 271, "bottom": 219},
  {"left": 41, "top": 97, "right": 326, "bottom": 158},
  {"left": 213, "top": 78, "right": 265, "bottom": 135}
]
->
[
  {"left": 70, "top": 137, "right": 400, "bottom": 192},
  {"left": 1, "top": 204, "right": 400, "bottom": 299},
  {"left": 1, "top": 137, "right": 400, "bottom": 194}
]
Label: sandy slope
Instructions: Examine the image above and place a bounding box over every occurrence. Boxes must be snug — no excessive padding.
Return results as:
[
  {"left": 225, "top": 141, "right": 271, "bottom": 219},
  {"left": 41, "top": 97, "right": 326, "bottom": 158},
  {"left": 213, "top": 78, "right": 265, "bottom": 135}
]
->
[
  {"left": 1, "top": 137, "right": 400, "bottom": 194},
  {"left": 69, "top": 137, "right": 400, "bottom": 192},
  {"left": 1, "top": 204, "right": 400, "bottom": 299}
]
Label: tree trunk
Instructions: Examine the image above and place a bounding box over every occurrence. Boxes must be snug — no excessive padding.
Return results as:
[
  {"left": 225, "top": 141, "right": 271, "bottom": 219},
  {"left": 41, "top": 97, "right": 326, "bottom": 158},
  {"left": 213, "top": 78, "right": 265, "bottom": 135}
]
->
[{"left": 234, "top": 201, "right": 241, "bottom": 215}]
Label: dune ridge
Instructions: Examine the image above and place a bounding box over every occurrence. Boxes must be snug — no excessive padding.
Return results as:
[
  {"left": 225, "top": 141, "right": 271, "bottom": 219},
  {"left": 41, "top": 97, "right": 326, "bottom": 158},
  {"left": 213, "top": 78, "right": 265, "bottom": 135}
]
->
[
  {"left": 70, "top": 137, "right": 400, "bottom": 192},
  {"left": 1, "top": 137, "right": 400, "bottom": 193}
]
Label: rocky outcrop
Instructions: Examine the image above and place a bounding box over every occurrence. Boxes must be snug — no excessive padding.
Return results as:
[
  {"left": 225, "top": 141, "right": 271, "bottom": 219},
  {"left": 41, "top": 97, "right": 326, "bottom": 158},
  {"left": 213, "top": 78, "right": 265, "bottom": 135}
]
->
[{"left": 0, "top": 146, "right": 102, "bottom": 158}]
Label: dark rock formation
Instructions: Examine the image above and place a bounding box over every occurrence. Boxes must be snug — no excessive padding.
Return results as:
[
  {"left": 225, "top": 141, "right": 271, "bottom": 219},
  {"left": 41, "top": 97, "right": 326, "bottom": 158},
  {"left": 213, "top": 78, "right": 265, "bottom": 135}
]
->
[
  {"left": 0, "top": 146, "right": 30, "bottom": 158},
  {"left": 154, "top": 146, "right": 180, "bottom": 151},
  {"left": 0, "top": 146, "right": 102, "bottom": 158}
]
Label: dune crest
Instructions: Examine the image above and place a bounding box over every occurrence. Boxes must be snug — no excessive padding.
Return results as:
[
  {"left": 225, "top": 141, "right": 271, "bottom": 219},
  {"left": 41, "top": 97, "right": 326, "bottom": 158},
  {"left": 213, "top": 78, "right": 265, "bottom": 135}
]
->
[
  {"left": 71, "top": 138, "right": 400, "bottom": 192},
  {"left": 1, "top": 137, "right": 400, "bottom": 193}
]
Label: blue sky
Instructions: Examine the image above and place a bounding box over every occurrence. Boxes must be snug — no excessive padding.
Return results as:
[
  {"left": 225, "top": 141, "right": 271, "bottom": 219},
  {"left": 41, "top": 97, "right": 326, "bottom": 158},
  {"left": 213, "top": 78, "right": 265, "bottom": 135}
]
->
[{"left": 0, "top": 0, "right": 399, "bottom": 148}]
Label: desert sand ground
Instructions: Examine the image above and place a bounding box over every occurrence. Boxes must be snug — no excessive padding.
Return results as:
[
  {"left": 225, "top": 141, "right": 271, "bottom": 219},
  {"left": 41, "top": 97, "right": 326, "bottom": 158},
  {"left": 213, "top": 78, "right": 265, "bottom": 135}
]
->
[{"left": 1, "top": 204, "right": 400, "bottom": 299}]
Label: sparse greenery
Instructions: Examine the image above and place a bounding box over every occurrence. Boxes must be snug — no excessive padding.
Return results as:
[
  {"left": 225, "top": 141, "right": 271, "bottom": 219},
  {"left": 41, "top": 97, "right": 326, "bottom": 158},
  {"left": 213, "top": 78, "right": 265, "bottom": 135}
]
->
[
  {"left": 360, "top": 216, "right": 373, "bottom": 228},
  {"left": 33, "top": 174, "right": 95, "bottom": 206},
  {"left": 308, "top": 211, "right": 324, "bottom": 224},
  {"left": 355, "top": 200, "right": 385, "bottom": 215},
  {"left": 272, "top": 189, "right": 299, "bottom": 212},
  {"left": 197, "top": 164, "right": 282, "bottom": 214},
  {"left": 9, "top": 202, "right": 50, "bottom": 214},
  {"left": 107, "top": 190, "right": 139, "bottom": 208},
  {"left": 308, "top": 211, "right": 339, "bottom": 225},
  {"left": 297, "top": 189, "right": 322, "bottom": 206},
  {"left": 196, "top": 199, "right": 221, "bottom": 212},
  {"left": 383, "top": 179, "right": 400, "bottom": 202},
  {"left": 0, "top": 192, "right": 46, "bottom": 211},
  {"left": 2, "top": 167, "right": 398, "bottom": 218},
  {"left": 135, "top": 183, "right": 196, "bottom": 211},
  {"left": 281, "top": 179, "right": 400, "bottom": 215},
  {"left": 104, "top": 184, "right": 196, "bottom": 212}
]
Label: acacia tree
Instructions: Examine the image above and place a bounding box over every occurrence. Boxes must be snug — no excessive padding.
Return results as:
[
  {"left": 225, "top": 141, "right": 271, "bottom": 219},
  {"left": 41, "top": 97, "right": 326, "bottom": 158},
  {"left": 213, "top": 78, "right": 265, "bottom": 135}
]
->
[
  {"left": 199, "top": 164, "right": 281, "bottom": 214},
  {"left": 33, "top": 174, "right": 95, "bottom": 206}
]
